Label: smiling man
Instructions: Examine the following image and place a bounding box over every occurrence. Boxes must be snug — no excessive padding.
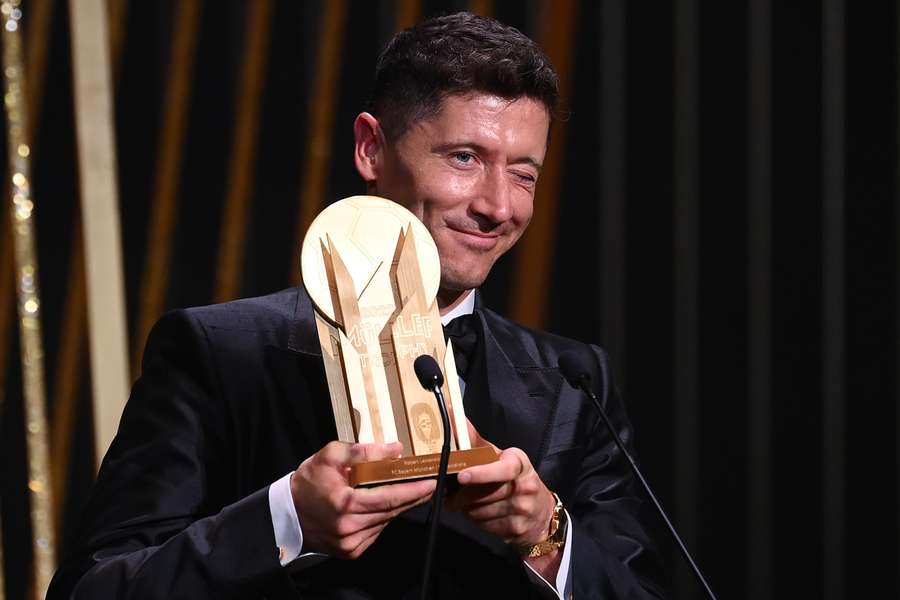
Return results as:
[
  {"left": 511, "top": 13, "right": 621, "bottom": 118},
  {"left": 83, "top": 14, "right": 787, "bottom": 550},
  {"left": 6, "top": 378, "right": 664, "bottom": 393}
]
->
[
  {"left": 354, "top": 92, "right": 544, "bottom": 308},
  {"left": 48, "top": 12, "right": 665, "bottom": 600}
]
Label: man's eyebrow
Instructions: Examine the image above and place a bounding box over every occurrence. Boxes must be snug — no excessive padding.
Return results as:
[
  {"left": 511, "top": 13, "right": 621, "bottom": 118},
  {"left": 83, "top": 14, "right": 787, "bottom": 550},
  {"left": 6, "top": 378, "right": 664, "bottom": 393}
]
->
[
  {"left": 431, "top": 142, "right": 543, "bottom": 171},
  {"left": 513, "top": 156, "right": 544, "bottom": 171}
]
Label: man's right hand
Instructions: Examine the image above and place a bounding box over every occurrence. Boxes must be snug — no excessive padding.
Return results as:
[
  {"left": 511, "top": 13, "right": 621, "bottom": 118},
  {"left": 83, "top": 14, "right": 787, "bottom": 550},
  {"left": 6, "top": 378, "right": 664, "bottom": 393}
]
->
[{"left": 291, "top": 441, "right": 436, "bottom": 559}]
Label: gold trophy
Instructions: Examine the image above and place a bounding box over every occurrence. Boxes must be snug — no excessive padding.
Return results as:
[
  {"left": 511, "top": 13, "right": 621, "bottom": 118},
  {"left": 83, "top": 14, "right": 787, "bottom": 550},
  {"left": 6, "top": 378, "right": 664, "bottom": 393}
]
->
[{"left": 300, "top": 196, "right": 497, "bottom": 486}]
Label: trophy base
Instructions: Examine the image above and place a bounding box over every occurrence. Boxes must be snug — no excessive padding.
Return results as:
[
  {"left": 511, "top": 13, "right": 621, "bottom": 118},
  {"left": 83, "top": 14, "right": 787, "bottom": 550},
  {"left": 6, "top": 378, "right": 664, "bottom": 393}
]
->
[{"left": 350, "top": 446, "right": 498, "bottom": 487}]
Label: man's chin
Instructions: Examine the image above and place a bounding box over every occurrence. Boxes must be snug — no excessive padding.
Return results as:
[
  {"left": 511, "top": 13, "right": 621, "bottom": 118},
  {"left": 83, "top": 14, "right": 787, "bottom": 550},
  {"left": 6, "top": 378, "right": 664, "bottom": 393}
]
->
[{"left": 440, "top": 268, "right": 489, "bottom": 294}]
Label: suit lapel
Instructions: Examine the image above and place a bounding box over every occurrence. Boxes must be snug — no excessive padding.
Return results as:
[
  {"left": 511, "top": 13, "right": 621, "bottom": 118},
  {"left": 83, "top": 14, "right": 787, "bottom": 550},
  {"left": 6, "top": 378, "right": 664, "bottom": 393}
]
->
[
  {"left": 465, "top": 308, "right": 564, "bottom": 467},
  {"left": 265, "top": 287, "right": 337, "bottom": 456}
]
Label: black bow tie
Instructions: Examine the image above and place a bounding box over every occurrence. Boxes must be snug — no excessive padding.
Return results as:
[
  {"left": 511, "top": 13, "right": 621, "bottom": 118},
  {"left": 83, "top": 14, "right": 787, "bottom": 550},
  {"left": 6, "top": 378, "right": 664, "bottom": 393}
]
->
[{"left": 442, "top": 313, "right": 480, "bottom": 379}]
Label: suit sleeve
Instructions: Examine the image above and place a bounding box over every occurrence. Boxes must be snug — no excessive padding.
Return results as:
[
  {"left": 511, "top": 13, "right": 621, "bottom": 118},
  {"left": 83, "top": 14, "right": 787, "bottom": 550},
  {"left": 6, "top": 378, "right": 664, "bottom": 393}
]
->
[
  {"left": 46, "top": 310, "right": 294, "bottom": 599},
  {"left": 568, "top": 345, "right": 669, "bottom": 599}
]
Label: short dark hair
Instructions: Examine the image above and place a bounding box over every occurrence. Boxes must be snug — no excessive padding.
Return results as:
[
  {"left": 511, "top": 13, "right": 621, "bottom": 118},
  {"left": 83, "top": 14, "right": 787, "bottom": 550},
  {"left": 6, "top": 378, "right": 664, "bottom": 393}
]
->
[{"left": 368, "top": 12, "right": 559, "bottom": 141}]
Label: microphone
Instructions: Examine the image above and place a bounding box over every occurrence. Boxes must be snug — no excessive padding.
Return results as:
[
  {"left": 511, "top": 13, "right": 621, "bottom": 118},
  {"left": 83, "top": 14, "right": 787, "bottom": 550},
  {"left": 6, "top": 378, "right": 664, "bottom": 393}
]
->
[
  {"left": 414, "top": 354, "right": 445, "bottom": 389},
  {"left": 557, "top": 351, "right": 718, "bottom": 600},
  {"left": 412, "top": 355, "right": 452, "bottom": 600}
]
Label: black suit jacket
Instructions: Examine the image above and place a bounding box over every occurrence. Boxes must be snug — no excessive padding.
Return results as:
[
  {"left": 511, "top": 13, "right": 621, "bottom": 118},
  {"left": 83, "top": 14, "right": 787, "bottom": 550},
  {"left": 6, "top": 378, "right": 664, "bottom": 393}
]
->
[{"left": 47, "top": 287, "right": 666, "bottom": 599}]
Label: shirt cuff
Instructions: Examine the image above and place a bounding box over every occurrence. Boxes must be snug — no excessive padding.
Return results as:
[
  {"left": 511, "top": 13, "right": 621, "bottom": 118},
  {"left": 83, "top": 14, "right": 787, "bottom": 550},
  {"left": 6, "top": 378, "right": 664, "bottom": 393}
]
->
[
  {"left": 557, "top": 511, "right": 573, "bottom": 598},
  {"left": 522, "top": 509, "right": 574, "bottom": 600},
  {"left": 269, "top": 471, "right": 303, "bottom": 566}
]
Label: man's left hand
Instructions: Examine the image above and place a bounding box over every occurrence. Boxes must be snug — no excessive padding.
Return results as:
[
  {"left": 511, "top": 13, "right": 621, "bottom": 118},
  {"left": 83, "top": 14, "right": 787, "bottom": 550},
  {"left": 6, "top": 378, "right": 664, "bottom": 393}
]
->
[{"left": 446, "top": 422, "right": 556, "bottom": 548}]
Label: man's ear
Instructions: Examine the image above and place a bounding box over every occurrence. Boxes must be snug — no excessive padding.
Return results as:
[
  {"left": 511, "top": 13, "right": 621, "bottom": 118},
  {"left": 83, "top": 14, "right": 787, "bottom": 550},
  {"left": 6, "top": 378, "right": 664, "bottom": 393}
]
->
[{"left": 353, "top": 112, "right": 385, "bottom": 184}]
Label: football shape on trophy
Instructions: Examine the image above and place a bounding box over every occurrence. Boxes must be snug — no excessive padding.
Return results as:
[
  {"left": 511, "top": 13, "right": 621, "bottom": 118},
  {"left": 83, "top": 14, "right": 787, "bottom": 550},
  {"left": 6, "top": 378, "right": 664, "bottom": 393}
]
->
[{"left": 300, "top": 195, "right": 496, "bottom": 486}]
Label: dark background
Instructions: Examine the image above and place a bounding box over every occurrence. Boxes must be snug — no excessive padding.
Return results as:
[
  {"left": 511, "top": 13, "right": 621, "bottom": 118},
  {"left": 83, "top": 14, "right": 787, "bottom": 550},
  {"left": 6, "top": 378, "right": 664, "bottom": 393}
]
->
[{"left": 1, "top": 1, "right": 895, "bottom": 599}]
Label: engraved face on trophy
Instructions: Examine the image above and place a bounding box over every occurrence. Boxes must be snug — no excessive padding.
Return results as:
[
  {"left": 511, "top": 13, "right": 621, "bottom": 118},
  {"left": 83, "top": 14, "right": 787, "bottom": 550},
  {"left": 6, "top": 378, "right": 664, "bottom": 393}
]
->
[
  {"left": 411, "top": 402, "right": 439, "bottom": 447},
  {"left": 301, "top": 196, "right": 494, "bottom": 485}
]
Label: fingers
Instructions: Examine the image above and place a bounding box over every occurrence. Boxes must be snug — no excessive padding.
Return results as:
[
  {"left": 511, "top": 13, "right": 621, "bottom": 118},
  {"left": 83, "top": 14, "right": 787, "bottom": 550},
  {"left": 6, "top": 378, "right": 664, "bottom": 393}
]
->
[
  {"left": 327, "top": 479, "right": 436, "bottom": 558},
  {"left": 331, "top": 521, "right": 388, "bottom": 560},
  {"left": 351, "top": 478, "right": 436, "bottom": 513},
  {"left": 458, "top": 447, "right": 529, "bottom": 485},
  {"left": 455, "top": 485, "right": 554, "bottom": 546},
  {"left": 446, "top": 481, "right": 511, "bottom": 510},
  {"left": 348, "top": 441, "right": 405, "bottom": 465},
  {"left": 347, "top": 491, "right": 430, "bottom": 532},
  {"left": 448, "top": 472, "right": 540, "bottom": 514},
  {"left": 296, "top": 440, "right": 430, "bottom": 558},
  {"left": 316, "top": 440, "right": 405, "bottom": 467},
  {"left": 462, "top": 491, "right": 536, "bottom": 522},
  {"left": 463, "top": 515, "right": 535, "bottom": 545}
]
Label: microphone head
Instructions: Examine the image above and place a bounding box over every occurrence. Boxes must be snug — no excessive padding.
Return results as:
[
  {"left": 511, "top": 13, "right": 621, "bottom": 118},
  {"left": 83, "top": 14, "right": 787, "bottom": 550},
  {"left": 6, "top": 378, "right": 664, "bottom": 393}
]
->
[
  {"left": 414, "top": 355, "right": 445, "bottom": 390},
  {"left": 558, "top": 351, "right": 592, "bottom": 389}
]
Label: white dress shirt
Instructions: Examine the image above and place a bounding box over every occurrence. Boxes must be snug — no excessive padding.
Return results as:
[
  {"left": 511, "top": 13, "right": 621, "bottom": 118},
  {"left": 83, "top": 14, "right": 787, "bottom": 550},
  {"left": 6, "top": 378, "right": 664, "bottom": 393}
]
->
[{"left": 269, "top": 289, "right": 572, "bottom": 598}]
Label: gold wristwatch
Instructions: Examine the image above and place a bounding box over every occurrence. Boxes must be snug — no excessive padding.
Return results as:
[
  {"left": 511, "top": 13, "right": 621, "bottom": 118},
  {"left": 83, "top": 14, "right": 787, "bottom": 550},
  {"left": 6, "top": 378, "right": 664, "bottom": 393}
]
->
[{"left": 519, "top": 492, "right": 567, "bottom": 558}]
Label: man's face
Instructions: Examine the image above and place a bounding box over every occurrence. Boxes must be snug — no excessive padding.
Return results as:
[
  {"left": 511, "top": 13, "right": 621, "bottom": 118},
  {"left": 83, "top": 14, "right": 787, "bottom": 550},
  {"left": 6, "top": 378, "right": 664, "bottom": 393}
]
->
[{"left": 360, "top": 93, "right": 550, "bottom": 299}]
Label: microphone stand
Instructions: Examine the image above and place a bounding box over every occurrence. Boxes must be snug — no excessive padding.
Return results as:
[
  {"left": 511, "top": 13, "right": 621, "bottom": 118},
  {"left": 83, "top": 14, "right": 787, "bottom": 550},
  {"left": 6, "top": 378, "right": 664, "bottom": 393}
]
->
[
  {"left": 569, "top": 372, "right": 718, "bottom": 600},
  {"left": 419, "top": 379, "right": 452, "bottom": 600}
]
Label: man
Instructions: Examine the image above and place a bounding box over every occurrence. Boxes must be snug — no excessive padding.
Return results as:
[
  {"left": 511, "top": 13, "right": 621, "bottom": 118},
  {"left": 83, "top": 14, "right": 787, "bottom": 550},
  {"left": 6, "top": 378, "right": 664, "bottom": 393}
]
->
[{"left": 48, "top": 12, "right": 665, "bottom": 599}]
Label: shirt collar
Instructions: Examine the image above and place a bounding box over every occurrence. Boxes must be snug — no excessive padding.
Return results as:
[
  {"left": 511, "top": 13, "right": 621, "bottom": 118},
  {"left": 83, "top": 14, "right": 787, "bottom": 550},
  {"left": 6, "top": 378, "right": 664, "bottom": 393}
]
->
[{"left": 440, "top": 289, "right": 476, "bottom": 326}]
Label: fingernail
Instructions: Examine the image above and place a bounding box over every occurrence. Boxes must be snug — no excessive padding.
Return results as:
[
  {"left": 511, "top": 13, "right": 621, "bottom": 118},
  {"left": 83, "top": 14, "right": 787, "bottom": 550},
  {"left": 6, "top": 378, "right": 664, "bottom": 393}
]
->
[{"left": 458, "top": 472, "right": 470, "bottom": 484}]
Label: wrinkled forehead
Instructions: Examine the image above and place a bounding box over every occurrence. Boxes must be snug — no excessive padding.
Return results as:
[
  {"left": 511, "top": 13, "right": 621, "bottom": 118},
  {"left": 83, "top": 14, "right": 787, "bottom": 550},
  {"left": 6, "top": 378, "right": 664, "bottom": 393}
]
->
[{"left": 392, "top": 91, "right": 552, "bottom": 143}]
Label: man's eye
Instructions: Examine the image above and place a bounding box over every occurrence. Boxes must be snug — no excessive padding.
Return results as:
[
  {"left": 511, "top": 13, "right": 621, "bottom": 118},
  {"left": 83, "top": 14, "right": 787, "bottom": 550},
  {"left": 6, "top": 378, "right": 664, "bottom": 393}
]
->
[
  {"left": 452, "top": 152, "right": 474, "bottom": 164},
  {"left": 513, "top": 171, "right": 537, "bottom": 184}
]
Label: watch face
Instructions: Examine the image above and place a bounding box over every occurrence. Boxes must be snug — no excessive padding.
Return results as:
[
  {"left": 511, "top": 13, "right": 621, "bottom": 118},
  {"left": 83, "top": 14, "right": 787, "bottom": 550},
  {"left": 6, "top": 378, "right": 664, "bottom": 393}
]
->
[
  {"left": 551, "top": 496, "right": 567, "bottom": 541},
  {"left": 551, "top": 495, "right": 563, "bottom": 528},
  {"left": 549, "top": 513, "right": 560, "bottom": 537}
]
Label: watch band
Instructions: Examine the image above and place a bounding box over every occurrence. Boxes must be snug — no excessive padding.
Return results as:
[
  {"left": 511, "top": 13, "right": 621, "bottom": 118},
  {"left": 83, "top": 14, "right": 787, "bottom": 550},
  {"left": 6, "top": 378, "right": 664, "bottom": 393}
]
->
[{"left": 519, "top": 492, "right": 567, "bottom": 558}]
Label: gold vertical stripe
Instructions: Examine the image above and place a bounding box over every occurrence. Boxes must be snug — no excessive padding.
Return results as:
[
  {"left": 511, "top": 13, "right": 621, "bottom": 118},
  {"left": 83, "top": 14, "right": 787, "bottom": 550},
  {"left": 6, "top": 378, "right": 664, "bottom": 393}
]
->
[
  {"left": 49, "top": 0, "right": 129, "bottom": 522},
  {"left": 291, "top": 0, "right": 347, "bottom": 284},
  {"left": 24, "top": 0, "right": 52, "bottom": 144},
  {"left": 2, "top": 2, "right": 57, "bottom": 595},
  {"left": 0, "top": 209, "right": 9, "bottom": 600},
  {"left": 49, "top": 3, "right": 125, "bottom": 498},
  {"left": 0, "top": 0, "right": 45, "bottom": 600},
  {"left": 467, "top": 0, "right": 493, "bottom": 17},
  {"left": 394, "top": 0, "right": 420, "bottom": 31},
  {"left": 214, "top": 0, "right": 273, "bottom": 302},
  {"left": 70, "top": 0, "right": 130, "bottom": 467},
  {"left": 0, "top": 181, "right": 12, "bottom": 409},
  {"left": 509, "top": 0, "right": 577, "bottom": 327},
  {"left": 132, "top": 0, "right": 202, "bottom": 373}
]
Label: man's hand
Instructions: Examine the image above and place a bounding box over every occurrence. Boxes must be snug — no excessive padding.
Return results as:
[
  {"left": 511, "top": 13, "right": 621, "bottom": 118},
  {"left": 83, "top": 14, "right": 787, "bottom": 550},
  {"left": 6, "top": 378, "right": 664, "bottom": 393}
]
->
[
  {"left": 448, "top": 423, "right": 563, "bottom": 583},
  {"left": 292, "top": 441, "right": 436, "bottom": 559},
  {"left": 447, "top": 423, "right": 555, "bottom": 548}
]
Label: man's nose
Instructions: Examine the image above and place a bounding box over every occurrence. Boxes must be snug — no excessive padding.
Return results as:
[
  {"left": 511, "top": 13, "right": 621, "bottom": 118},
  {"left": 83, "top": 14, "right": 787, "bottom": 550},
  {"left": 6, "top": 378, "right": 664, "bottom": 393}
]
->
[{"left": 470, "top": 168, "right": 512, "bottom": 224}]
